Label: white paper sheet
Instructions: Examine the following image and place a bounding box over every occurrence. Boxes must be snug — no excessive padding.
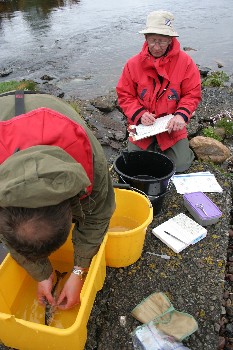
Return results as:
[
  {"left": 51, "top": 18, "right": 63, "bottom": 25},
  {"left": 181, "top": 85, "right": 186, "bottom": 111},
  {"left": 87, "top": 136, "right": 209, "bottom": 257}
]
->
[
  {"left": 128, "top": 114, "right": 174, "bottom": 141},
  {"left": 152, "top": 213, "right": 207, "bottom": 253},
  {"left": 171, "top": 172, "right": 223, "bottom": 194}
]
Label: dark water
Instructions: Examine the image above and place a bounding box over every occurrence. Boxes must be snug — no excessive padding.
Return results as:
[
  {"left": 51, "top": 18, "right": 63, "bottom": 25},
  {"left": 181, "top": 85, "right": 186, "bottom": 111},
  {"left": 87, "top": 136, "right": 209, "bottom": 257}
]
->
[{"left": 0, "top": 0, "right": 232, "bottom": 99}]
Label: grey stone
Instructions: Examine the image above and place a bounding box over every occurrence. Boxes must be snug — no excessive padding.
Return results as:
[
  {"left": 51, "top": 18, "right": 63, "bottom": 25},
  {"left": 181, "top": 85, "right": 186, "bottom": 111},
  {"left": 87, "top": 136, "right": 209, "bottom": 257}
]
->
[{"left": 189, "top": 136, "right": 231, "bottom": 163}]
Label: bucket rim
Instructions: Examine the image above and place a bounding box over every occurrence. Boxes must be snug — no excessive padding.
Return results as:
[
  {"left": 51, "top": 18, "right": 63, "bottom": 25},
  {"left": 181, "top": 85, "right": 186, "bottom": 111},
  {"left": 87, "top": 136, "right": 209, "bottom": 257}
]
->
[
  {"left": 108, "top": 188, "right": 153, "bottom": 236},
  {"left": 113, "top": 151, "right": 175, "bottom": 183}
]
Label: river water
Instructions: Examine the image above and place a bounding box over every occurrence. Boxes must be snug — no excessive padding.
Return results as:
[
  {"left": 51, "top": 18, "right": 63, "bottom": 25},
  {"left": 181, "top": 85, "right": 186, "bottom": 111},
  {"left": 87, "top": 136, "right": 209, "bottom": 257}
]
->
[{"left": 0, "top": 0, "right": 232, "bottom": 99}]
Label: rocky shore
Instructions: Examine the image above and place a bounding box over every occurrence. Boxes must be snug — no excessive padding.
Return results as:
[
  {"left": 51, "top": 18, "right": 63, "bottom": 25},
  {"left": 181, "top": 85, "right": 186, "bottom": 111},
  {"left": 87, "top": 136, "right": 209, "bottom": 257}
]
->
[
  {"left": 73, "top": 86, "right": 233, "bottom": 350},
  {"left": 0, "top": 83, "right": 232, "bottom": 350}
]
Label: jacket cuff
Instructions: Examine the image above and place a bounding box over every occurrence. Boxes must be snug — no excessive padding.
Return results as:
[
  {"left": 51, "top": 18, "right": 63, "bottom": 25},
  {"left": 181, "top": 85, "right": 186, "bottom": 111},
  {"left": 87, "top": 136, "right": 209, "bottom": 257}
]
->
[
  {"left": 131, "top": 107, "right": 146, "bottom": 124},
  {"left": 28, "top": 260, "right": 53, "bottom": 282},
  {"left": 74, "top": 255, "right": 92, "bottom": 269},
  {"left": 174, "top": 112, "right": 188, "bottom": 122}
]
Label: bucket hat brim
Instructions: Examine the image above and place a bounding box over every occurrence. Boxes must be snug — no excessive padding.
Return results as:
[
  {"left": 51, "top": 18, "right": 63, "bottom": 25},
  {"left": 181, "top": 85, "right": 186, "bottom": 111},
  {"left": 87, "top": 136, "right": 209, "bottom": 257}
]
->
[{"left": 139, "top": 27, "right": 179, "bottom": 37}]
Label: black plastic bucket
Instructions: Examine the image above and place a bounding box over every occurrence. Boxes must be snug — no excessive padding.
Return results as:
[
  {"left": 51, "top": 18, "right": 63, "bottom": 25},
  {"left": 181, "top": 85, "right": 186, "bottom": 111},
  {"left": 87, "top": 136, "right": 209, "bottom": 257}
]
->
[
  {"left": 114, "top": 151, "right": 175, "bottom": 197},
  {"left": 147, "top": 191, "right": 167, "bottom": 216}
]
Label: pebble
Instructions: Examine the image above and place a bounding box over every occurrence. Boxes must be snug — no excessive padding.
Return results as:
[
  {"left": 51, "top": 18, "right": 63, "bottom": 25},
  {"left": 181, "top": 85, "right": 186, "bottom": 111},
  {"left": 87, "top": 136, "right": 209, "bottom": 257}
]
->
[
  {"left": 224, "top": 291, "right": 230, "bottom": 299},
  {"left": 218, "top": 336, "right": 226, "bottom": 349},
  {"left": 225, "top": 344, "right": 233, "bottom": 350},
  {"left": 226, "top": 307, "right": 233, "bottom": 317},
  {"left": 226, "top": 323, "right": 233, "bottom": 337}
]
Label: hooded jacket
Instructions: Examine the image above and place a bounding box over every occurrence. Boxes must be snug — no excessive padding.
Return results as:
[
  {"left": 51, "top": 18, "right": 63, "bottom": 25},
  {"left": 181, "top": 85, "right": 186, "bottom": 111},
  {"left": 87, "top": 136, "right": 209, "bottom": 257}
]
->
[
  {"left": 116, "top": 38, "right": 201, "bottom": 151},
  {"left": 0, "top": 93, "right": 115, "bottom": 281}
]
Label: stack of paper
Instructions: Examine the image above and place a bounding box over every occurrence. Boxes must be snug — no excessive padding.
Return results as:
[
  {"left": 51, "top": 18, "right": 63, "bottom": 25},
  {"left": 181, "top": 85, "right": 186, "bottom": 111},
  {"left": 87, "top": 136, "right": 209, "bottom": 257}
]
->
[
  {"left": 152, "top": 213, "right": 207, "bottom": 253},
  {"left": 128, "top": 114, "right": 174, "bottom": 141},
  {"left": 171, "top": 172, "right": 223, "bottom": 194}
]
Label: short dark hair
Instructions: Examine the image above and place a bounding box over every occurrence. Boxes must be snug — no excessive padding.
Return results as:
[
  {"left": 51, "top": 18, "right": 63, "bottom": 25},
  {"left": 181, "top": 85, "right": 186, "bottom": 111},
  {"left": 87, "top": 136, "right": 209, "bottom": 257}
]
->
[{"left": 0, "top": 199, "right": 73, "bottom": 261}]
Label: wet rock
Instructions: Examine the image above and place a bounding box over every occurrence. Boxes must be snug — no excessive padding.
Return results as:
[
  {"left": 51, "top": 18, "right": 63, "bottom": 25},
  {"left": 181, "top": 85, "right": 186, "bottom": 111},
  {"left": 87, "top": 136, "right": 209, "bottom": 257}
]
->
[
  {"left": 90, "top": 90, "right": 117, "bottom": 112},
  {"left": 198, "top": 66, "right": 212, "bottom": 77},
  {"left": 40, "top": 74, "right": 54, "bottom": 81},
  {"left": 189, "top": 136, "right": 231, "bottom": 163},
  {"left": 37, "top": 83, "right": 64, "bottom": 98},
  {"left": 216, "top": 61, "right": 224, "bottom": 68},
  {"left": 0, "top": 68, "right": 13, "bottom": 77},
  {"left": 183, "top": 46, "right": 197, "bottom": 51}
]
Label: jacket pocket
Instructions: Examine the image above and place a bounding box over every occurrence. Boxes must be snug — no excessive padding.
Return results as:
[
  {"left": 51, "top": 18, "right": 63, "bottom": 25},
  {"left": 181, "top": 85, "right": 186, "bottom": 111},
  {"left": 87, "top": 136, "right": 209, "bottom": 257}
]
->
[
  {"left": 137, "top": 84, "right": 151, "bottom": 103},
  {"left": 166, "top": 86, "right": 180, "bottom": 114}
]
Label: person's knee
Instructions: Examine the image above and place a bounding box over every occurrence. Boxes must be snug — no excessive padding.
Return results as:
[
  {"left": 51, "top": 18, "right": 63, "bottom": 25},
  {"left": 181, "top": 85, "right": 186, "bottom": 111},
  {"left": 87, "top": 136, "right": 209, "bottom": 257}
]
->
[
  {"left": 175, "top": 156, "right": 193, "bottom": 172},
  {"left": 127, "top": 142, "right": 141, "bottom": 152},
  {"left": 164, "top": 140, "right": 195, "bottom": 173}
]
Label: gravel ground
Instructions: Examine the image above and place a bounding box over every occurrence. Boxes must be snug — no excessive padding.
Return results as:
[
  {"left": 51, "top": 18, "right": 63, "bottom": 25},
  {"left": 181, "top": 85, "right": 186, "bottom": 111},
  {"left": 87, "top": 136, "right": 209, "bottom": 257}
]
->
[
  {"left": 84, "top": 161, "right": 232, "bottom": 350},
  {"left": 0, "top": 86, "right": 232, "bottom": 350},
  {"left": 84, "top": 86, "right": 233, "bottom": 350}
]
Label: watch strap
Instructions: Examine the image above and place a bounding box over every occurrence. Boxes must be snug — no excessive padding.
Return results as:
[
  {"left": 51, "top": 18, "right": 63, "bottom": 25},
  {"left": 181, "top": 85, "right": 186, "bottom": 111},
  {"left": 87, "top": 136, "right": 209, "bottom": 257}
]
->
[{"left": 72, "top": 268, "right": 88, "bottom": 280}]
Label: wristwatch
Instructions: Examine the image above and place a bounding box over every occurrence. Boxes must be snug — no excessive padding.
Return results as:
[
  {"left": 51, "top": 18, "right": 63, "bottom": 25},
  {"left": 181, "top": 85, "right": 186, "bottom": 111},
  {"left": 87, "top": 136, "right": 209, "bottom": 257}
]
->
[{"left": 72, "top": 267, "right": 88, "bottom": 280}]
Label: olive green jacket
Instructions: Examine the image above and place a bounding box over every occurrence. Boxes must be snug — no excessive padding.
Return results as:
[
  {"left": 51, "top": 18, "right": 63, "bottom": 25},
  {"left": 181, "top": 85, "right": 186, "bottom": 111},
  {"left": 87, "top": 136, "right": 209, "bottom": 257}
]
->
[{"left": 0, "top": 92, "right": 115, "bottom": 281}]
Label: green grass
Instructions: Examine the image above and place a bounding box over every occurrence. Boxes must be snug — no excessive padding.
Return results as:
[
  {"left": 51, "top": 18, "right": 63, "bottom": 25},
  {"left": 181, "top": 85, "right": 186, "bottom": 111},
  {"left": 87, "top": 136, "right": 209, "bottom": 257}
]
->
[
  {"left": 0, "top": 80, "right": 37, "bottom": 94},
  {"left": 216, "top": 118, "right": 233, "bottom": 137},
  {"left": 202, "top": 71, "right": 229, "bottom": 87},
  {"left": 201, "top": 127, "right": 222, "bottom": 141}
]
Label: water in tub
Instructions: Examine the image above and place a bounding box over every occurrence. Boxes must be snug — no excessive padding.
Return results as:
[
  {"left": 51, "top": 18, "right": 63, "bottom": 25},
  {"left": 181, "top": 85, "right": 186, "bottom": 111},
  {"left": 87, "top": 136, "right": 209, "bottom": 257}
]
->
[{"left": 11, "top": 262, "right": 80, "bottom": 328}]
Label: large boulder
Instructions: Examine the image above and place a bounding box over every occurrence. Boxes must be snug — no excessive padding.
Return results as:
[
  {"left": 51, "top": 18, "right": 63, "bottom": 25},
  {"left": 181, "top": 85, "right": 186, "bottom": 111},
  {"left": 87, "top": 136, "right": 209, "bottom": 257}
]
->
[{"left": 189, "top": 136, "right": 231, "bottom": 163}]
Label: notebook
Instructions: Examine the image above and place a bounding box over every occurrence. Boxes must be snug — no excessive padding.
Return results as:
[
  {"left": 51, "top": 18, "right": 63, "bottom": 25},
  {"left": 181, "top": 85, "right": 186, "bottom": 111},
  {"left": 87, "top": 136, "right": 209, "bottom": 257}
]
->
[
  {"left": 128, "top": 114, "right": 174, "bottom": 141},
  {"left": 152, "top": 213, "right": 207, "bottom": 253}
]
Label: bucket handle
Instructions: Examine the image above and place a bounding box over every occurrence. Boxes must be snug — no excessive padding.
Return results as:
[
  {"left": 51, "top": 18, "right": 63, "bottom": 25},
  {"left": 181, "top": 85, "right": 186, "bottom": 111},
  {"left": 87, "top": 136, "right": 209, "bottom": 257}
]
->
[{"left": 112, "top": 182, "right": 153, "bottom": 209}]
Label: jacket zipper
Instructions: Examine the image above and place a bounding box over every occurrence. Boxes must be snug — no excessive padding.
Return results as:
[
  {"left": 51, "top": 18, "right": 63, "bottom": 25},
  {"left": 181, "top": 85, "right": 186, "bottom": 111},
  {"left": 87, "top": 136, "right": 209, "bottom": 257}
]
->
[{"left": 156, "top": 81, "right": 170, "bottom": 102}]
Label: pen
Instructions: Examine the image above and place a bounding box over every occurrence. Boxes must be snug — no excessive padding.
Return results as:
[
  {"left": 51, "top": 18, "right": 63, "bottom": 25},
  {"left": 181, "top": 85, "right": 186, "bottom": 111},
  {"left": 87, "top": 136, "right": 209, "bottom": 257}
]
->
[{"left": 164, "top": 230, "right": 186, "bottom": 244}]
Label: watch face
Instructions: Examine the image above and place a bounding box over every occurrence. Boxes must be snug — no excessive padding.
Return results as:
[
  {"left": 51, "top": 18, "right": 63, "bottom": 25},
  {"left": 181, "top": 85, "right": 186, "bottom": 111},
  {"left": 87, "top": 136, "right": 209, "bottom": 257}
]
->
[{"left": 72, "top": 268, "right": 88, "bottom": 280}]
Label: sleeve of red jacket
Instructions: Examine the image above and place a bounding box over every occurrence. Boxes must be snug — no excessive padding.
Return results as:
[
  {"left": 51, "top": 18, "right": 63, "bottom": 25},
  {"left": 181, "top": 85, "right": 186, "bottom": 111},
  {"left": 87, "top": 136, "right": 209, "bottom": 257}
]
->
[
  {"left": 174, "top": 60, "right": 202, "bottom": 122},
  {"left": 116, "top": 63, "right": 147, "bottom": 125}
]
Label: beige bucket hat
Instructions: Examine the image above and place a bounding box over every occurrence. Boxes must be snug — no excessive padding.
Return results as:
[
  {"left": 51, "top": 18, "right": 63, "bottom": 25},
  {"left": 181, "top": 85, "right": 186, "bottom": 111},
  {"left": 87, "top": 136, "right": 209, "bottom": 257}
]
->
[{"left": 139, "top": 10, "right": 179, "bottom": 37}]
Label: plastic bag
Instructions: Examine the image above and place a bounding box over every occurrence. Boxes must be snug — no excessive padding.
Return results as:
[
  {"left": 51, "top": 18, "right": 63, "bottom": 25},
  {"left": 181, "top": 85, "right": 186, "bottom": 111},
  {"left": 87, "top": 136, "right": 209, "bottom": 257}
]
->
[{"left": 132, "top": 321, "right": 190, "bottom": 350}]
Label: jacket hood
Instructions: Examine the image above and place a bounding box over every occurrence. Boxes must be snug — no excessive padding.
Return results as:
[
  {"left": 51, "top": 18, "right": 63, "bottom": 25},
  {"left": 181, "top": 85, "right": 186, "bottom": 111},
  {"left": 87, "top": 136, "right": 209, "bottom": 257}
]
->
[{"left": 0, "top": 145, "right": 91, "bottom": 208}]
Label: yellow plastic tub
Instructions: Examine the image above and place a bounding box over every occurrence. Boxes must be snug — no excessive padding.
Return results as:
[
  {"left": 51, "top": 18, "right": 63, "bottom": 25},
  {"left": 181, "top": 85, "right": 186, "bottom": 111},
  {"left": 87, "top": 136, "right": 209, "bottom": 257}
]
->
[
  {"left": 106, "top": 188, "right": 153, "bottom": 267},
  {"left": 0, "top": 228, "right": 107, "bottom": 350}
]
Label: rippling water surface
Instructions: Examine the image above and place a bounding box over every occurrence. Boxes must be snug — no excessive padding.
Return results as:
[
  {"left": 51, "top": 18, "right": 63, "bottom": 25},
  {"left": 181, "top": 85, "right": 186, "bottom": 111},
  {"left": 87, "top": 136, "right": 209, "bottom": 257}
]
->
[{"left": 0, "top": 0, "right": 232, "bottom": 98}]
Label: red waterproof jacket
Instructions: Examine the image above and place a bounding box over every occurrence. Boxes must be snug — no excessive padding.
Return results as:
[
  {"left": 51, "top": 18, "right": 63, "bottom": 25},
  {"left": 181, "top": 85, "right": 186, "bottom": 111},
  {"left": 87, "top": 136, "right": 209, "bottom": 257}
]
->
[
  {"left": 116, "top": 38, "right": 201, "bottom": 151},
  {"left": 0, "top": 107, "right": 94, "bottom": 197}
]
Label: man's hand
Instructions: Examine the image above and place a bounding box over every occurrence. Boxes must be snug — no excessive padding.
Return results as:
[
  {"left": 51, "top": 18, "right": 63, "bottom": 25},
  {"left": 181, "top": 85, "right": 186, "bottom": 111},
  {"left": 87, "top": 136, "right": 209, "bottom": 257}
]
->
[
  {"left": 141, "top": 112, "right": 156, "bottom": 125},
  {"left": 37, "top": 272, "right": 55, "bottom": 306},
  {"left": 167, "top": 114, "right": 186, "bottom": 133},
  {"left": 56, "top": 272, "right": 85, "bottom": 310}
]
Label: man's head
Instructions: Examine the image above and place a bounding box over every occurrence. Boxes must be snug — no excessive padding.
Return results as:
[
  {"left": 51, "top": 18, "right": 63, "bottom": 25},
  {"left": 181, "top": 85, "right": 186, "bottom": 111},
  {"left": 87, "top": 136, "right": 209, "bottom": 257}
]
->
[
  {"left": 139, "top": 10, "right": 179, "bottom": 58},
  {"left": 0, "top": 199, "right": 73, "bottom": 261}
]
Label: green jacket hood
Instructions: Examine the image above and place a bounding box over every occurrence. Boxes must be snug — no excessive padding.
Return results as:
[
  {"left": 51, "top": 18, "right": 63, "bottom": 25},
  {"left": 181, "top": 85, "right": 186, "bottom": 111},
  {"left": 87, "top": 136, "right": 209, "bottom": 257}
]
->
[{"left": 0, "top": 145, "right": 91, "bottom": 208}]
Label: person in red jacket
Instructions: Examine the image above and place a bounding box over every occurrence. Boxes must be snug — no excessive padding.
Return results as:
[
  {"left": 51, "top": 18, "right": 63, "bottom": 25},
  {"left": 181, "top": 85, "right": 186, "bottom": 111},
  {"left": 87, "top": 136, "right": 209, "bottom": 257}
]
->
[{"left": 116, "top": 10, "right": 202, "bottom": 172}]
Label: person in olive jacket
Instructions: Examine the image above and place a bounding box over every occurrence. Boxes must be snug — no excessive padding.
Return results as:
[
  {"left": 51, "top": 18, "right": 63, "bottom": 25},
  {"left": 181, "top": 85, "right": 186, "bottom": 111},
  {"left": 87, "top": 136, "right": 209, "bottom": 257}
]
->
[{"left": 0, "top": 91, "right": 115, "bottom": 310}]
